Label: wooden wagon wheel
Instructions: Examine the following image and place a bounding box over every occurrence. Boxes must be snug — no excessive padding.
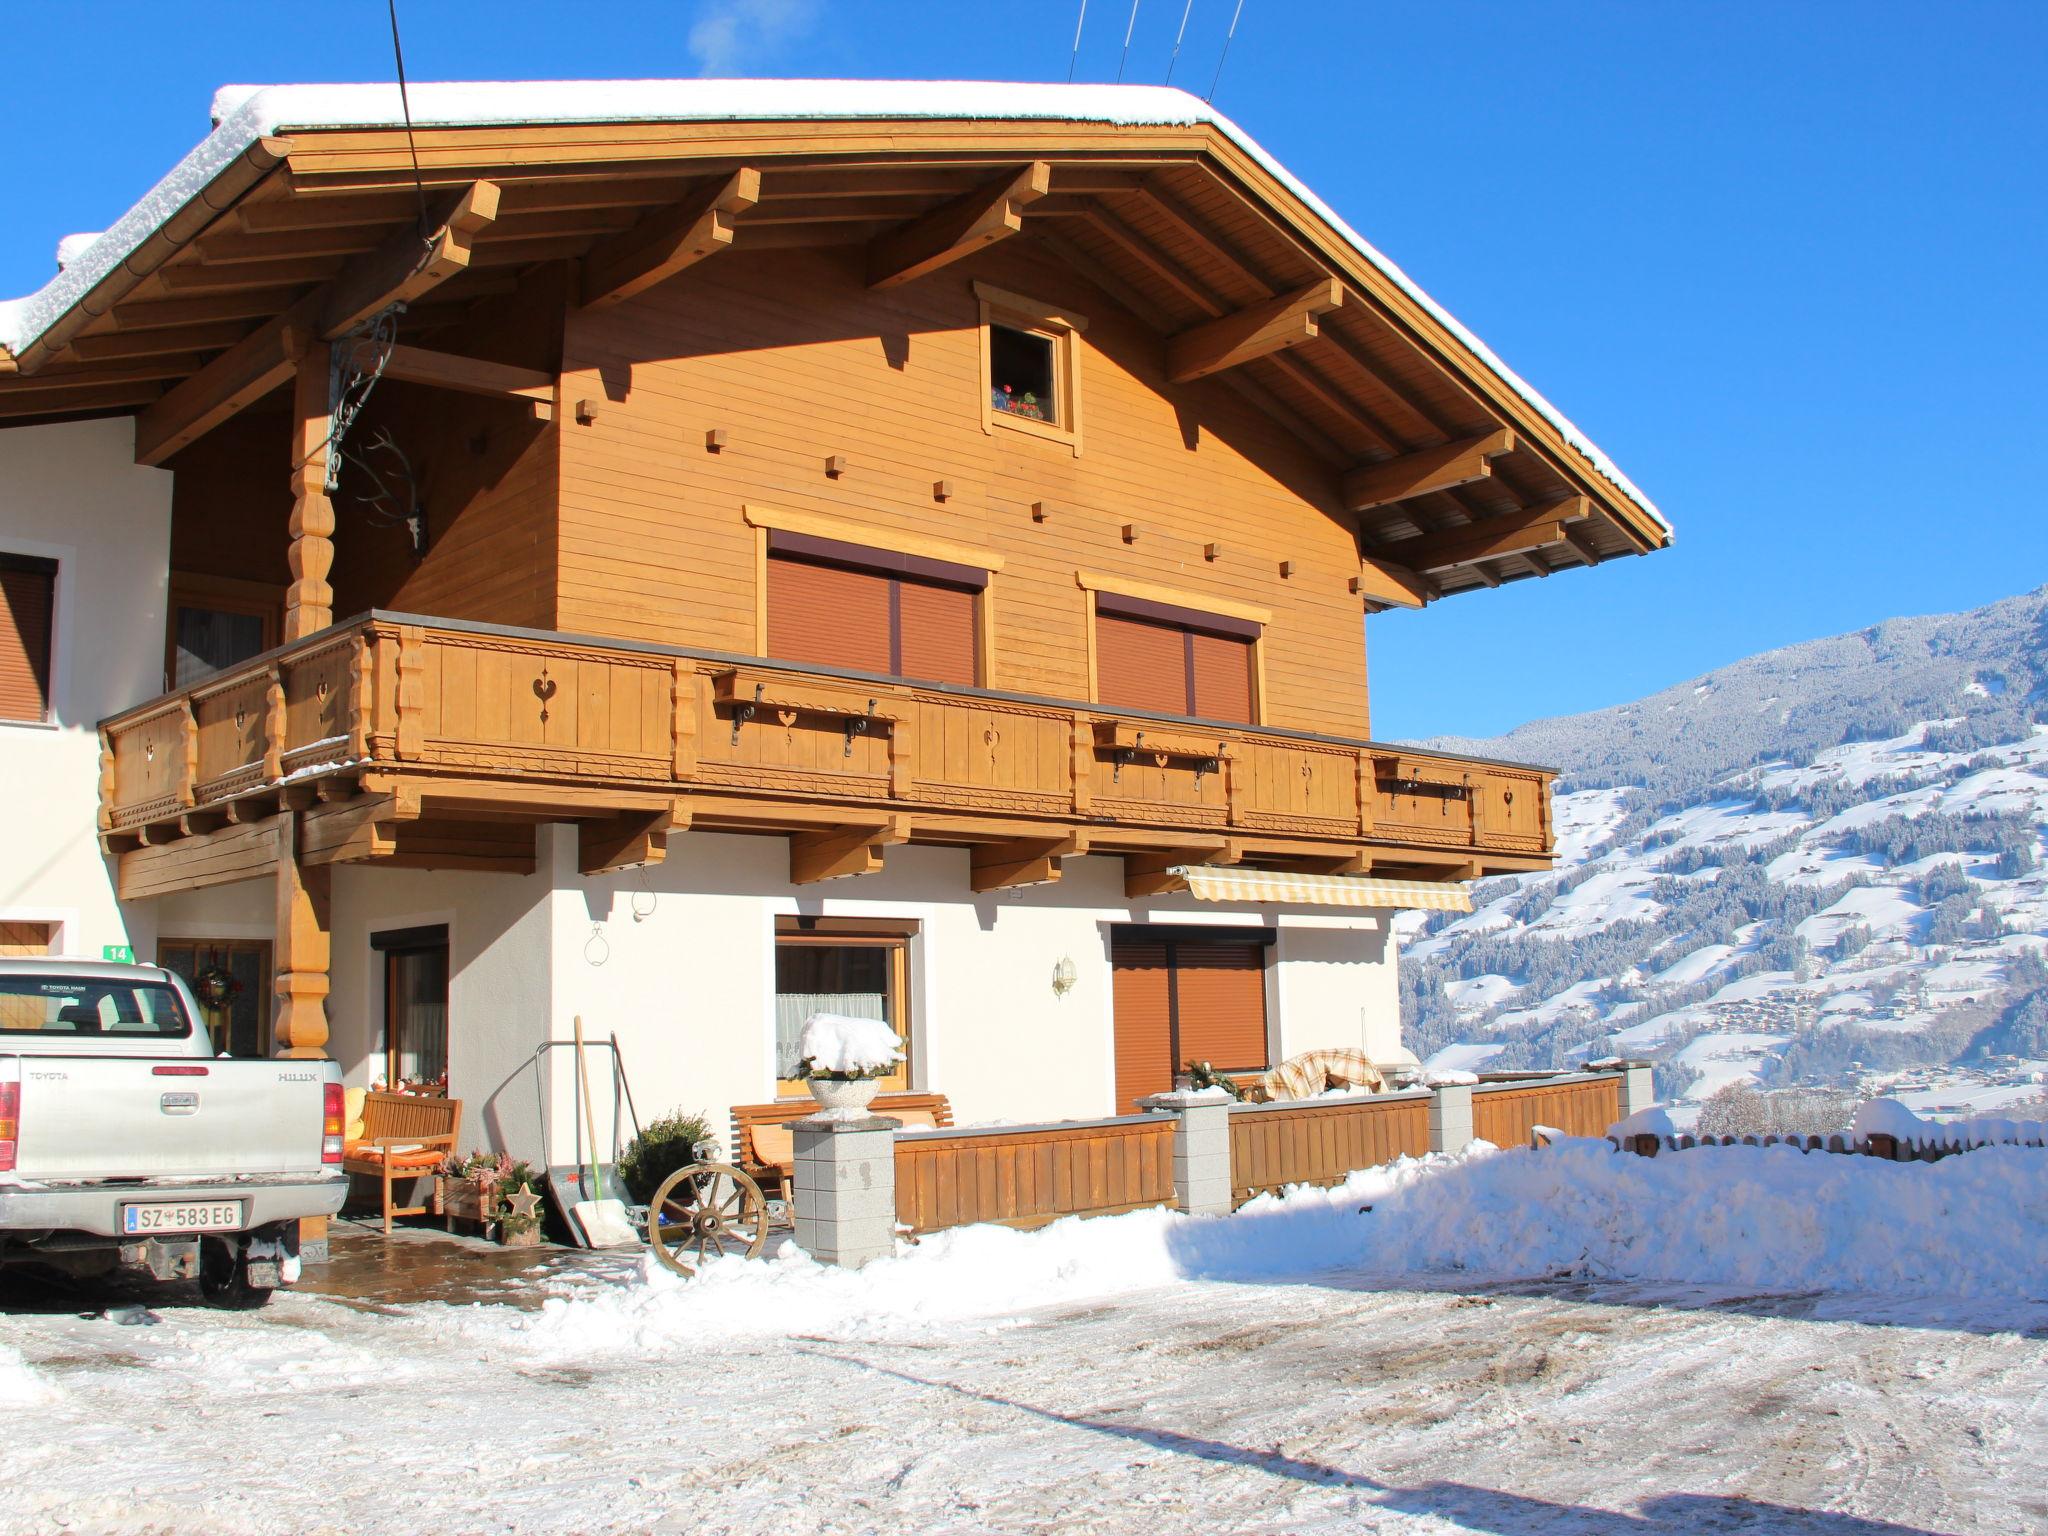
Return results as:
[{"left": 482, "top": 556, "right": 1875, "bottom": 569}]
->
[{"left": 646, "top": 1162, "right": 769, "bottom": 1277}]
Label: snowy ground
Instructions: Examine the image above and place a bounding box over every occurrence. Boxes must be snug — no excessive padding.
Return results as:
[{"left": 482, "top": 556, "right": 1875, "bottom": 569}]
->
[{"left": 6, "top": 1143, "right": 2047, "bottom": 1535}]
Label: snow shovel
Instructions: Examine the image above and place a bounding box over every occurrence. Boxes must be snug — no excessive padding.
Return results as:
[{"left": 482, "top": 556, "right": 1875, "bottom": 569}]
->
[{"left": 567, "top": 1015, "right": 638, "bottom": 1248}]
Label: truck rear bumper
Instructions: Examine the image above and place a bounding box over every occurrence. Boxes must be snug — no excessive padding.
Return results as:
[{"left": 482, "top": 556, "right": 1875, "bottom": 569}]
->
[{"left": 0, "top": 1174, "right": 347, "bottom": 1240}]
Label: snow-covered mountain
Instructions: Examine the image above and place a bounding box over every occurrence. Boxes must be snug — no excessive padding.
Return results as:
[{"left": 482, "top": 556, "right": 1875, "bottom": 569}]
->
[{"left": 1397, "top": 585, "right": 2048, "bottom": 1127}]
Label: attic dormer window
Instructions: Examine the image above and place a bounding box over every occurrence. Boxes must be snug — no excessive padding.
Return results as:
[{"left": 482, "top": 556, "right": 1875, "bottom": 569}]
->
[
  {"left": 990, "top": 325, "right": 1056, "bottom": 423},
  {"left": 975, "top": 281, "right": 1086, "bottom": 452}
]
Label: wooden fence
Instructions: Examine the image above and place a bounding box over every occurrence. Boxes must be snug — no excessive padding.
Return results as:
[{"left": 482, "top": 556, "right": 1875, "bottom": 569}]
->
[
  {"left": 1472, "top": 1074, "right": 1620, "bottom": 1146},
  {"left": 894, "top": 1114, "right": 1176, "bottom": 1235},
  {"left": 1227, "top": 1092, "right": 1431, "bottom": 1206}
]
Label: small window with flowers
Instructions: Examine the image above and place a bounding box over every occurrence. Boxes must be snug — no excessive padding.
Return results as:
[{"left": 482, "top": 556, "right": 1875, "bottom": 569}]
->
[{"left": 975, "top": 281, "right": 1085, "bottom": 451}]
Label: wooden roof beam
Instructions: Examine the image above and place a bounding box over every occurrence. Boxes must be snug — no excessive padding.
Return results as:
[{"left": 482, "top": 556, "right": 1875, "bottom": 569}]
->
[
  {"left": 0, "top": 381, "right": 166, "bottom": 419},
  {"left": 1342, "top": 428, "right": 1517, "bottom": 512},
  {"left": 132, "top": 183, "right": 504, "bottom": 464},
  {"left": 378, "top": 343, "right": 556, "bottom": 408},
  {"left": 971, "top": 833, "right": 1088, "bottom": 893},
  {"left": 789, "top": 816, "right": 911, "bottom": 885},
  {"left": 1165, "top": 279, "right": 1343, "bottom": 383},
  {"left": 866, "top": 161, "right": 1050, "bottom": 289},
  {"left": 1369, "top": 496, "right": 1591, "bottom": 573},
  {"left": 132, "top": 297, "right": 317, "bottom": 466},
  {"left": 320, "top": 180, "right": 502, "bottom": 338},
  {"left": 579, "top": 802, "right": 691, "bottom": 877},
  {"left": 1352, "top": 559, "right": 1436, "bottom": 609},
  {"left": 579, "top": 168, "right": 761, "bottom": 309}
]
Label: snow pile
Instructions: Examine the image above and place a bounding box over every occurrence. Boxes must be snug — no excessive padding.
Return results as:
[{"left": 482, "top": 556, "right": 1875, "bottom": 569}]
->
[
  {"left": 448, "top": 1139, "right": 2048, "bottom": 1361},
  {"left": 1607, "top": 1105, "right": 1677, "bottom": 1139},
  {"left": 0, "top": 1344, "right": 57, "bottom": 1406},
  {"left": 794, "top": 1013, "right": 903, "bottom": 1076},
  {"left": 1852, "top": 1097, "right": 1929, "bottom": 1142}
]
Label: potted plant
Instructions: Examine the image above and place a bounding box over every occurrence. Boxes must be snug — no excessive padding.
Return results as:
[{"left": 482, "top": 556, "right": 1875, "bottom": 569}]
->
[
  {"left": 791, "top": 1013, "right": 904, "bottom": 1118},
  {"left": 617, "top": 1109, "right": 716, "bottom": 1205},
  {"left": 440, "top": 1150, "right": 546, "bottom": 1246}
]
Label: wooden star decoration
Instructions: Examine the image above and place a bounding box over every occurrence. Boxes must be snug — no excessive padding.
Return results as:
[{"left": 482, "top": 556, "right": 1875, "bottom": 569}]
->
[{"left": 503, "top": 1184, "right": 542, "bottom": 1222}]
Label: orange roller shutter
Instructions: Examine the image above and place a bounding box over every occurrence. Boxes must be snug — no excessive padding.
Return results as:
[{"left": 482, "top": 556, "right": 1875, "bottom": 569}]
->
[
  {"left": 897, "top": 579, "right": 977, "bottom": 685},
  {"left": 1188, "top": 630, "right": 1254, "bottom": 724},
  {"left": 1110, "top": 939, "right": 1175, "bottom": 1114},
  {"left": 0, "top": 557, "right": 56, "bottom": 723},
  {"left": 766, "top": 555, "right": 892, "bottom": 674},
  {"left": 1173, "top": 941, "right": 1270, "bottom": 1072},
  {"left": 1096, "top": 613, "right": 1188, "bottom": 715}
]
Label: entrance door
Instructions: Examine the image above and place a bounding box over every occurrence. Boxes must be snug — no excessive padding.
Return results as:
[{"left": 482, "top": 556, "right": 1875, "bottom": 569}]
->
[
  {"left": 372, "top": 926, "right": 450, "bottom": 1092},
  {"left": 158, "top": 939, "right": 272, "bottom": 1057},
  {"left": 1109, "top": 927, "right": 1272, "bottom": 1112}
]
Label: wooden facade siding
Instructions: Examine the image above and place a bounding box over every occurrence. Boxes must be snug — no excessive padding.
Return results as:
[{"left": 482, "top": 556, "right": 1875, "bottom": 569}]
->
[
  {"left": 557, "top": 243, "right": 1373, "bottom": 736},
  {"left": 894, "top": 1114, "right": 1176, "bottom": 1234},
  {"left": 98, "top": 613, "right": 1554, "bottom": 889},
  {"left": 1228, "top": 1093, "right": 1432, "bottom": 1205},
  {"left": 1470, "top": 1076, "right": 1622, "bottom": 1148}
]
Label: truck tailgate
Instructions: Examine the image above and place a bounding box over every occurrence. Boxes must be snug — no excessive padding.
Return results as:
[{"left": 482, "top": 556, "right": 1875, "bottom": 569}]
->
[{"left": 8, "top": 1057, "right": 329, "bottom": 1178}]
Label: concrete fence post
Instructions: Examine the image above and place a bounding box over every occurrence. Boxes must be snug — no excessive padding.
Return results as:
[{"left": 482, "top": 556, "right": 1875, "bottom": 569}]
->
[
  {"left": 1137, "top": 1092, "right": 1232, "bottom": 1216},
  {"left": 1429, "top": 1083, "right": 1474, "bottom": 1154},
  {"left": 1617, "top": 1063, "right": 1657, "bottom": 1122},
  {"left": 788, "top": 1113, "right": 900, "bottom": 1268}
]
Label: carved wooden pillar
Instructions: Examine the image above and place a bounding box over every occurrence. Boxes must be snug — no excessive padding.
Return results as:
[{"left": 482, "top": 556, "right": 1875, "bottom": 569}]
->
[
  {"left": 283, "top": 343, "right": 334, "bottom": 642},
  {"left": 273, "top": 811, "right": 332, "bottom": 1059}
]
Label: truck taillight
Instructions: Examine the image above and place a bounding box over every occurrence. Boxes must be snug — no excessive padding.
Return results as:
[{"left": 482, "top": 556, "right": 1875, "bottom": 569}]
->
[
  {"left": 322, "top": 1081, "right": 344, "bottom": 1163},
  {"left": 0, "top": 1081, "right": 18, "bottom": 1173}
]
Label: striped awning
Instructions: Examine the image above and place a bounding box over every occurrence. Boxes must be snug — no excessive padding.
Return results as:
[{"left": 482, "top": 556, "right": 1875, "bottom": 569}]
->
[{"left": 1171, "top": 865, "right": 1474, "bottom": 912}]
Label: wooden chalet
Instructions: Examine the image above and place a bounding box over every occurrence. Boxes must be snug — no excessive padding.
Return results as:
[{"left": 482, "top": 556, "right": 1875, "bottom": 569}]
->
[{"left": 0, "top": 82, "right": 1668, "bottom": 1143}]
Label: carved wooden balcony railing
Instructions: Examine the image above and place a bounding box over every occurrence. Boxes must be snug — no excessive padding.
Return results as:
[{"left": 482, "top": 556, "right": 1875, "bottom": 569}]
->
[{"left": 98, "top": 613, "right": 1554, "bottom": 894}]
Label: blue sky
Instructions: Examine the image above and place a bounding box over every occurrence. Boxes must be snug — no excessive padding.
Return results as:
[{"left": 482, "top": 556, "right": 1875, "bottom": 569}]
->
[{"left": 3, "top": 2, "right": 2042, "bottom": 740}]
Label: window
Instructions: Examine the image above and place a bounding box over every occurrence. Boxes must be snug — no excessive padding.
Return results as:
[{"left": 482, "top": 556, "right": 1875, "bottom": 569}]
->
[
  {"left": 765, "top": 532, "right": 982, "bottom": 686},
  {"left": 0, "top": 553, "right": 57, "bottom": 723},
  {"left": 975, "top": 281, "right": 1085, "bottom": 449},
  {"left": 0, "top": 973, "right": 194, "bottom": 1038},
  {"left": 167, "top": 573, "right": 279, "bottom": 690},
  {"left": 1094, "top": 592, "right": 1259, "bottom": 724},
  {"left": 158, "top": 939, "right": 272, "bottom": 1058},
  {"left": 989, "top": 324, "right": 1057, "bottom": 424},
  {"left": 372, "top": 926, "right": 449, "bottom": 1092},
  {"left": 1109, "top": 927, "right": 1271, "bottom": 1113},
  {"left": 774, "top": 918, "right": 913, "bottom": 1096}
]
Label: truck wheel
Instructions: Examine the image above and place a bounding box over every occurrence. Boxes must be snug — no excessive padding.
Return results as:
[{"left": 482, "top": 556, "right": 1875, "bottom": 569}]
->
[{"left": 198, "top": 1238, "right": 274, "bottom": 1310}]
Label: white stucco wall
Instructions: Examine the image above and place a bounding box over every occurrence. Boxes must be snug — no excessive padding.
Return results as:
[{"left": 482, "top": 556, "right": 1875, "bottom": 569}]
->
[
  {"left": 152, "top": 825, "right": 1409, "bottom": 1165},
  {"left": 0, "top": 417, "right": 171, "bottom": 960}
]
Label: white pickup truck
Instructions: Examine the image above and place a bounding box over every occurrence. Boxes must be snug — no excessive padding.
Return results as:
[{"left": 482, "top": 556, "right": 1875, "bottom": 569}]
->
[{"left": 0, "top": 958, "right": 347, "bottom": 1307}]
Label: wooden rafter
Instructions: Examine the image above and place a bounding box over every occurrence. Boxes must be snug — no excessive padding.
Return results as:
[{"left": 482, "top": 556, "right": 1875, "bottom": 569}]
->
[
  {"left": 110, "top": 288, "right": 309, "bottom": 332},
  {"left": 321, "top": 180, "right": 502, "bottom": 338},
  {"left": 72, "top": 322, "right": 257, "bottom": 361},
  {"left": 1165, "top": 279, "right": 1343, "bottom": 383},
  {"left": 579, "top": 168, "right": 761, "bottom": 309},
  {"left": 0, "top": 381, "right": 165, "bottom": 419},
  {"left": 1341, "top": 428, "right": 1517, "bottom": 512},
  {"left": 1370, "top": 496, "right": 1590, "bottom": 573},
  {"left": 865, "top": 161, "right": 1051, "bottom": 289}
]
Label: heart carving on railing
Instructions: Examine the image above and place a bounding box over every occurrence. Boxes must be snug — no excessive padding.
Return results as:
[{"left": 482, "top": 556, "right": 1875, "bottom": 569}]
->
[
  {"left": 777, "top": 708, "right": 799, "bottom": 728},
  {"left": 533, "top": 670, "right": 558, "bottom": 724}
]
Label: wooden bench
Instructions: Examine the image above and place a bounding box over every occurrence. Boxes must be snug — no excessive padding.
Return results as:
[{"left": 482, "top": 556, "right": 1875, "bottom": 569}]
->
[
  {"left": 342, "top": 1091, "right": 464, "bottom": 1234},
  {"left": 730, "top": 1093, "right": 954, "bottom": 1201}
]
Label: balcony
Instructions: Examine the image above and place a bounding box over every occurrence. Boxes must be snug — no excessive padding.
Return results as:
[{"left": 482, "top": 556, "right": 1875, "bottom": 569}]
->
[{"left": 98, "top": 613, "right": 1554, "bottom": 898}]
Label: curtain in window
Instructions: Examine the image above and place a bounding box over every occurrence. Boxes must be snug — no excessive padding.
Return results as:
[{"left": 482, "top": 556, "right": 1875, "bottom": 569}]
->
[{"left": 173, "top": 605, "right": 267, "bottom": 688}]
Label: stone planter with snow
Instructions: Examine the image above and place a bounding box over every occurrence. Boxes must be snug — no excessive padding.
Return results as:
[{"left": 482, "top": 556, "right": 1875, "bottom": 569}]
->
[{"left": 793, "top": 1013, "right": 905, "bottom": 1121}]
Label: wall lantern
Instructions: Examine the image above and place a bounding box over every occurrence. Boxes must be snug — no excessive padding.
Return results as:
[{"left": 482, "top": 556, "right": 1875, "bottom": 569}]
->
[{"left": 1051, "top": 956, "right": 1078, "bottom": 998}]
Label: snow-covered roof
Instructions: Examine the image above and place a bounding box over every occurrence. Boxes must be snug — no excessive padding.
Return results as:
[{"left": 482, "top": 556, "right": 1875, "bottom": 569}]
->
[{"left": 0, "top": 79, "right": 1664, "bottom": 533}]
